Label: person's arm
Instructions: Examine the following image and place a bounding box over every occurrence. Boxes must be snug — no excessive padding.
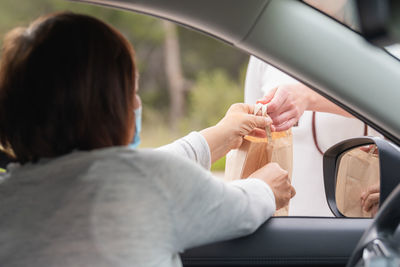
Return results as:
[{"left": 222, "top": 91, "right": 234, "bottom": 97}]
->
[
  {"left": 258, "top": 83, "right": 352, "bottom": 132},
  {"left": 152, "top": 150, "right": 294, "bottom": 251},
  {"left": 200, "top": 103, "right": 271, "bottom": 163},
  {"left": 158, "top": 103, "right": 272, "bottom": 167},
  {"left": 245, "top": 60, "right": 351, "bottom": 131},
  {"left": 157, "top": 132, "right": 212, "bottom": 170}
]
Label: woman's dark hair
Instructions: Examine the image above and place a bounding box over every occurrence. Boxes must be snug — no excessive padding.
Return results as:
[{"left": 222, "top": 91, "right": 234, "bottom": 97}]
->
[{"left": 0, "top": 12, "right": 137, "bottom": 163}]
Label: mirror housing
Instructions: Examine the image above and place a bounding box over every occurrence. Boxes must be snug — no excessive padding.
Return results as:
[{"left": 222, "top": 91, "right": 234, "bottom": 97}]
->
[
  {"left": 356, "top": 0, "right": 400, "bottom": 46},
  {"left": 323, "top": 137, "right": 400, "bottom": 217}
]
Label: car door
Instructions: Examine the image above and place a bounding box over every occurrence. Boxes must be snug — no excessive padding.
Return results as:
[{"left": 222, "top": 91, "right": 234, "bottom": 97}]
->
[{"left": 75, "top": 0, "right": 400, "bottom": 266}]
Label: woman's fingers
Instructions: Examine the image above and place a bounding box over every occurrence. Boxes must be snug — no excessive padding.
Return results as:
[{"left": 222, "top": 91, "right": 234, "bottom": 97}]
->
[
  {"left": 361, "top": 184, "right": 380, "bottom": 213},
  {"left": 273, "top": 118, "right": 298, "bottom": 132},
  {"left": 265, "top": 87, "right": 289, "bottom": 114},
  {"left": 290, "top": 185, "right": 296, "bottom": 198},
  {"left": 256, "top": 87, "right": 302, "bottom": 132},
  {"left": 270, "top": 109, "right": 299, "bottom": 127},
  {"left": 246, "top": 114, "right": 272, "bottom": 129},
  {"left": 227, "top": 103, "right": 252, "bottom": 114},
  {"left": 360, "top": 191, "right": 366, "bottom": 205},
  {"left": 229, "top": 103, "right": 270, "bottom": 117},
  {"left": 363, "top": 192, "right": 380, "bottom": 212},
  {"left": 257, "top": 87, "right": 277, "bottom": 105},
  {"left": 248, "top": 128, "right": 267, "bottom": 138},
  {"left": 361, "top": 184, "right": 380, "bottom": 204},
  {"left": 367, "top": 184, "right": 380, "bottom": 194}
]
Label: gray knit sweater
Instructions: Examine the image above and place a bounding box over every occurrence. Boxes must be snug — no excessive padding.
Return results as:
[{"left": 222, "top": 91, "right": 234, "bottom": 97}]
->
[{"left": 0, "top": 132, "right": 275, "bottom": 267}]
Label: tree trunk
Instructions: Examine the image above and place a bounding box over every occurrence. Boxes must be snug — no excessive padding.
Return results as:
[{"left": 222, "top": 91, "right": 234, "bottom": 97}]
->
[{"left": 162, "top": 21, "right": 185, "bottom": 129}]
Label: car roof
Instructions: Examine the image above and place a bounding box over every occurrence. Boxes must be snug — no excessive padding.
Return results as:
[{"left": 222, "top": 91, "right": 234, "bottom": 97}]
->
[{"left": 75, "top": 0, "right": 400, "bottom": 144}]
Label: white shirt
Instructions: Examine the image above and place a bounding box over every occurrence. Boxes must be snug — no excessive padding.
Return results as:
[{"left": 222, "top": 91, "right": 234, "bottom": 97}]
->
[
  {"left": 0, "top": 132, "right": 275, "bottom": 267},
  {"left": 244, "top": 56, "right": 380, "bottom": 216}
]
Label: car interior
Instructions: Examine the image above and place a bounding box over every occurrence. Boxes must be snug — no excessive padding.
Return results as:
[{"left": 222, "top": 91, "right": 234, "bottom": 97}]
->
[{"left": 3, "top": 0, "right": 400, "bottom": 266}]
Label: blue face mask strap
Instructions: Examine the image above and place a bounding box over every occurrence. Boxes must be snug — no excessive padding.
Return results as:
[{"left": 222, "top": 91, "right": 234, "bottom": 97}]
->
[{"left": 129, "top": 106, "right": 142, "bottom": 149}]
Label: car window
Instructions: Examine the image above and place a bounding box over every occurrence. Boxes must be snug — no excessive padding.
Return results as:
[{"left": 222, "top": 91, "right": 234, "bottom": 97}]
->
[{"left": 2, "top": 0, "right": 389, "bottom": 218}]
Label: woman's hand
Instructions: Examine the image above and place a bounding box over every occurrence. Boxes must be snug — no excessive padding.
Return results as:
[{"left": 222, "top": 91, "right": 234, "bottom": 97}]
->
[
  {"left": 257, "top": 83, "right": 351, "bottom": 131},
  {"left": 216, "top": 103, "right": 273, "bottom": 149},
  {"left": 200, "top": 103, "right": 272, "bottom": 163},
  {"left": 249, "top": 162, "right": 296, "bottom": 210},
  {"left": 361, "top": 183, "right": 380, "bottom": 217},
  {"left": 257, "top": 83, "right": 313, "bottom": 132}
]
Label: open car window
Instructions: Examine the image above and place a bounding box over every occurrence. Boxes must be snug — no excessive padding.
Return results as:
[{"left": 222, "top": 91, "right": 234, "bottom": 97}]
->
[{"left": 1, "top": 0, "right": 394, "bottom": 218}]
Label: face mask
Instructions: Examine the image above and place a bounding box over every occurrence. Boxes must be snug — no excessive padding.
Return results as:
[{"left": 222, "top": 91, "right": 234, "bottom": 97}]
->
[{"left": 129, "top": 106, "right": 142, "bottom": 149}]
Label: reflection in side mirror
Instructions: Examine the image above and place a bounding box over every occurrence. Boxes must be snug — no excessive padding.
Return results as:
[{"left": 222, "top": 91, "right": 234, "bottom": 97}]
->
[{"left": 335, "top": 145, "right": 380, "bottom": 218}]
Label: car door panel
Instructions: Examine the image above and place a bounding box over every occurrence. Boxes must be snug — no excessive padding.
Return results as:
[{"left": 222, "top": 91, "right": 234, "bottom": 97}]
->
[{"left": 182, "top": 217, "right": 371, "bottom": 266}]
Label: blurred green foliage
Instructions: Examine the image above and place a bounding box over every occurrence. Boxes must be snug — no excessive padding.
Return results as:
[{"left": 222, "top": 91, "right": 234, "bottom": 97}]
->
[
  {"left": 0, "top": 0, "right": 249, "bottom": 172},
  {"left": 211, "top": 155, "right": 226, "bottom": 172},
  {"left": 185, "top": 69, "right": 244, "bottom": 129}
]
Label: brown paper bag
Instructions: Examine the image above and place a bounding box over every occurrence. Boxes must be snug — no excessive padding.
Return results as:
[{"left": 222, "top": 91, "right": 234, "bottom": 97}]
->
[
  {"left": 335, "top": 147, "right": 379, "bottom": 217},
  {"left": 225, "top": 130, "right": 293, "bottom": 216}
]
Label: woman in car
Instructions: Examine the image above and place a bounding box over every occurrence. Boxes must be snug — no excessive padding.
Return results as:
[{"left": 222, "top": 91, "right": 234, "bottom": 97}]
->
[{"left": 0, "top": 13, "right": 295, "bottom": 266}]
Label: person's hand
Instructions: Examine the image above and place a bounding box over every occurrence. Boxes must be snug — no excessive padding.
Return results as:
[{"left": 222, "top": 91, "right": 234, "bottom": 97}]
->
[
  {"left": 249, "top": 162, "right": 296, "bottom": 210},
  {"left": 200, "top": 103, "right": 272, "bottom": 162},
  {"left": 361, "top": 183, "right": 380, "bottom": 217},
  {"left": 257, "top": 83, "right": 313, "bottom": 132},
  {"left": 201, "top": 103, "right": 273, "bottom": 163},
  {"left": 359, "top": 145, "right": 378, "bottom": 155},
  {"left": 216, "top": 103, "right": 273, "bottom": 149}
]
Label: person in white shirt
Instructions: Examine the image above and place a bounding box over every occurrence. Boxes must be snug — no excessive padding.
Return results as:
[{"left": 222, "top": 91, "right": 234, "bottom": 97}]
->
[
  {"left": 245, "top": 58, "right": 382, "bottom": 216},
  {"left": 0, "top": 13, "right": 295, "bottom": 267},
  {"left": 243, "top": 0, "right": 384, "bottom": 217}
]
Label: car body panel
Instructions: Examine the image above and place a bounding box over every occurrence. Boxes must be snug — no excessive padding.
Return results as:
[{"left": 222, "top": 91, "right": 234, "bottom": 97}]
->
[{"left": 75, "top": 0, "right": 269, "bottom": 45}]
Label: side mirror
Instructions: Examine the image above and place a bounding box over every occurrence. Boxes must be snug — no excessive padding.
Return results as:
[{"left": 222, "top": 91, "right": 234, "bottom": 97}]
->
[
  {"left": 323, "top": 137, "right": 400, "bottom": 218},
  {"left": 356, "top": 0, "right": 400, "bottom": 46}
]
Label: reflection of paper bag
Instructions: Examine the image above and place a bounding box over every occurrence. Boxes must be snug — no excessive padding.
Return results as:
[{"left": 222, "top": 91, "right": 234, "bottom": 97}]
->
[
  {"left": 225, "top": 130, "right": 293, "bottom": 216},
  {"left": 335, "top": 148, "right": 379, "bottom": 217}
]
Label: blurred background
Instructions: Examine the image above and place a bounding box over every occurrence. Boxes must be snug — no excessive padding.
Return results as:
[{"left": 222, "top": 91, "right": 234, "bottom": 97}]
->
[{"left": 0, "top": 0, "right": 250, "bottom": 171}]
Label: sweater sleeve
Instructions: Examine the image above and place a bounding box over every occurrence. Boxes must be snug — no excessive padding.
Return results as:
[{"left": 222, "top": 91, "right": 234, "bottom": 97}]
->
[
  {"left": 152, "top": 151, "right": 276, "bottom": 252},
  {"left": 157, "top": 131, "right": 211, "bottom": 170}
]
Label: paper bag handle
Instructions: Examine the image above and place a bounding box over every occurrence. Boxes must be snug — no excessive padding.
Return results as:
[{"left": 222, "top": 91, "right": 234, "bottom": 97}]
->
[{"left": 254, "top": 103, "right": 272, "bottom": 142}]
